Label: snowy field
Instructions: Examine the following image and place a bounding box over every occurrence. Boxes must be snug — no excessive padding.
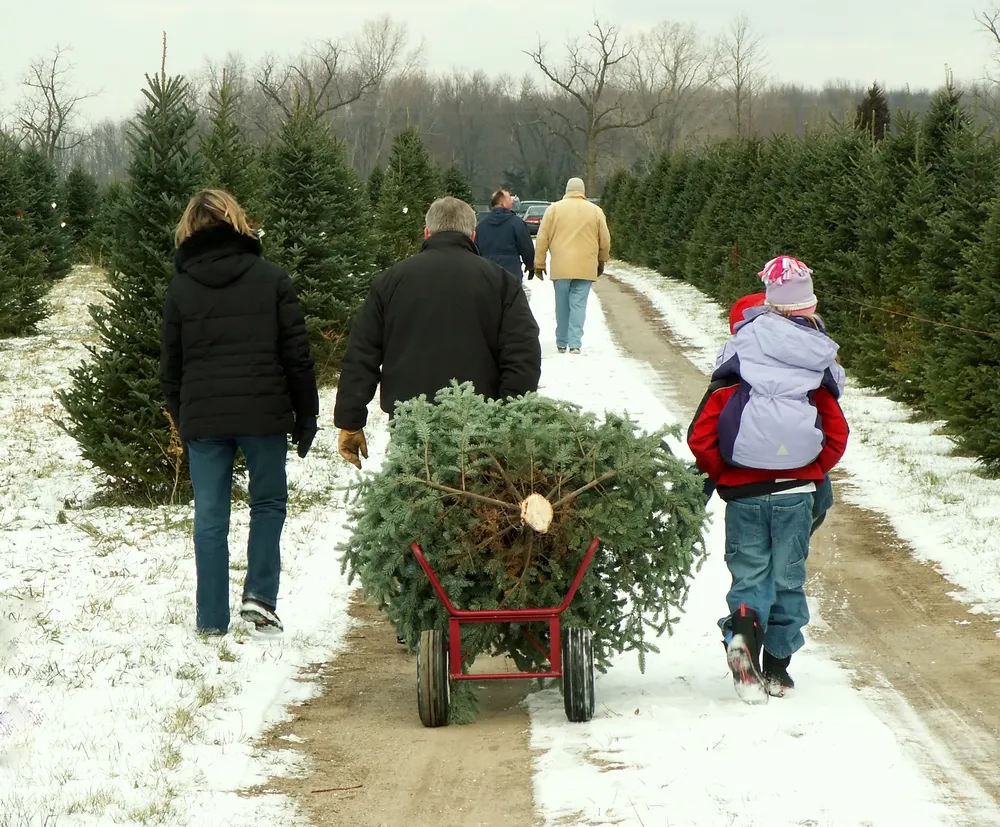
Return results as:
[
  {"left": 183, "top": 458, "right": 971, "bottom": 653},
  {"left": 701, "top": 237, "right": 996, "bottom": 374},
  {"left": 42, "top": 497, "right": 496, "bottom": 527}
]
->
[
  {"left": 0, "top": 266, "right": 389, "bottom": 826},
  {"left": 522, "top": 277, "right": 998, "bottom": 827},
  {"left": 604, "top": 262, "right": 1000, "bottom": 620}
]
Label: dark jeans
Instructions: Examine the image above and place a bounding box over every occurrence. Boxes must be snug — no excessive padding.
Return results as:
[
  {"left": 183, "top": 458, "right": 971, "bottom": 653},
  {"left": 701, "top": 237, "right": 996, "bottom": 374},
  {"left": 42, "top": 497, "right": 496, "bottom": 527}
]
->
[
  {"left": 187, "top": 435, "right": 288, "bottom": 633},
  {"left": 720, "top": 493, "right": 814, "bottom": 659}
]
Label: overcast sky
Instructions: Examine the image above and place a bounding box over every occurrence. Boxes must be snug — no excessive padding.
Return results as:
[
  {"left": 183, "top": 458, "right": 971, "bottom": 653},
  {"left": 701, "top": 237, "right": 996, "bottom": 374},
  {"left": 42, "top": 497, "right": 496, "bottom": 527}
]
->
[{"left": 2, "top": 0, "right": 995, "bottom": 124}]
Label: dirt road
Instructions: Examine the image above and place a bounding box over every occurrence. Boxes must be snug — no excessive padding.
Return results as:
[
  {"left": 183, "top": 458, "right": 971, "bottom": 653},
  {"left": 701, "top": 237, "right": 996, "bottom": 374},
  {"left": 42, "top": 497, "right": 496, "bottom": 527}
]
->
[
  {"left": 252, "top": 273, "right": 1000, "bottom": 826},
  {"left": 253, "top": 596, "right": 537, "bottom": 827}
]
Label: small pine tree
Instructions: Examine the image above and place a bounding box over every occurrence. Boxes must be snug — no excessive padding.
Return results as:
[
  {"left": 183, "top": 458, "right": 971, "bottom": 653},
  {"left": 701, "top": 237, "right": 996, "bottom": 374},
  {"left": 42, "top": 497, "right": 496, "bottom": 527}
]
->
[
  {"left": 855, "top": 82, "right": 891, "bottom": 141},
  {"left": 58, "top": 71, "right": 203, "bottom": 499},
  {"left": 366, "top": 164, "right": 384, "bottom": 211},
  {"left": 920, "top": 80, "right": 970, "bottom": 169},
  {"left": 440, "top": 164, "right": 473, "bottom": 203},
  {"left": 19, "top": 147, "right": 72, "bottom": 280},
  {"left": 265, "top": 106, "right": 375, "bottom": 378},
  {"left": 62, "top": 164, "right": 100, "bottom": 260},
  {"left": 375, "top": 127, "right": 441, "bottom": 269},
  {"left": 0, "top": 138, "right": 48, "bottom": 336},
  {"left": 88, "top": 180, "right": 124, "bottom": 267},
  {"left": 201, "top": 71, "right": 264, "bottom": 219}
]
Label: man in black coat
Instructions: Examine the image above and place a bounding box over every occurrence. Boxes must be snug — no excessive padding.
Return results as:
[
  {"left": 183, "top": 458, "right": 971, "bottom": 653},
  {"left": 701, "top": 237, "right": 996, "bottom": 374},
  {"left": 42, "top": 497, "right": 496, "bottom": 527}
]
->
[
  {"left": 161, "top": 195, "right": 319, "bottom": 638},
  {"left": 334, "top": 196, "right": 542, "bottom": 468},
  {"left": 474, "top": 188, "right": 535, "bottom": 281}
]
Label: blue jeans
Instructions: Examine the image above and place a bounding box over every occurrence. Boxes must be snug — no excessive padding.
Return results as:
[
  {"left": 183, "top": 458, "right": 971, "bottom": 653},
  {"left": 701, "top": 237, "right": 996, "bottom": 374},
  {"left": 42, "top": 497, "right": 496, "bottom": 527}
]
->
[
  {"left": 187, "top": 435, "right": 288, "bottom": 633},
  {"left": 811, "top": 475, "right": 834, "bottom": 534},
  {"left": 553, "top": 279, "right": 593, "bottom": 349},
  {"left": 720, "top": 493, "right": 814, "bottom": 659}
]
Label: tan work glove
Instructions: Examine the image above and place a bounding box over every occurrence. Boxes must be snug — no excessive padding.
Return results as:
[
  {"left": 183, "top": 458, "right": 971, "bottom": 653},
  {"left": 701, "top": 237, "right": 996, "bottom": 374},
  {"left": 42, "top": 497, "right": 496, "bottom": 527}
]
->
[
  {"left": 338, "top": 429, "right": 369, "bottom": 469},
  {"left": 531, "top": 268, "right": 545, "bottom": 281}
]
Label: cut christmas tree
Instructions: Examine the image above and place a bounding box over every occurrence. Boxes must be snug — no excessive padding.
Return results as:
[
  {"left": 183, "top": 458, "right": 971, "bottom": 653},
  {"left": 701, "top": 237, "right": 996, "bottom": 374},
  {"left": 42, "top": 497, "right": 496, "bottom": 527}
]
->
[{"left": 341, "top": 383, "right": 708, "bottom": 721}]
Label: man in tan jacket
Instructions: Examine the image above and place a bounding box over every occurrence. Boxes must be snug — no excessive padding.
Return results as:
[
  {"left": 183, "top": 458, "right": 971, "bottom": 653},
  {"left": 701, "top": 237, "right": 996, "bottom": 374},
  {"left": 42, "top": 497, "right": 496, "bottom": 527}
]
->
[{"left": 533, "top": 177, "right": 611, "bottom": 354}]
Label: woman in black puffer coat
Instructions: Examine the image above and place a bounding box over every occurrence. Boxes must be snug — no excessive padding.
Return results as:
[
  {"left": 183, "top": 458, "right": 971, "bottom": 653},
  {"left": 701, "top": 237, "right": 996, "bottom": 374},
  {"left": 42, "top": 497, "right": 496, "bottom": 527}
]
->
[{"left": 160, "top": 189, "right": 318, "bottom": 638}]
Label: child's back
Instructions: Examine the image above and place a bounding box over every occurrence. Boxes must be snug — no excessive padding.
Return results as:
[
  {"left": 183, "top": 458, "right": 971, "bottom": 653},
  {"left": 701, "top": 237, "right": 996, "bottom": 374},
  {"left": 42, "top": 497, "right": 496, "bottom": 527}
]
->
[{"left": 688, "top": 257, "right": 849, "bottom": 703}]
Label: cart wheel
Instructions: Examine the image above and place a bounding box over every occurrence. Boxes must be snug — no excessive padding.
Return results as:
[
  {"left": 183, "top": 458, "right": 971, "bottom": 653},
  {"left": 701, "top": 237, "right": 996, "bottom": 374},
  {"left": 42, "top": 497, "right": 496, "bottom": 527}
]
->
[
  {"left": 562, "top": 627, "right": 595, "bottom": 723},
  {"left": 417, "top": 629, "right": 450, "bottom": 727}
]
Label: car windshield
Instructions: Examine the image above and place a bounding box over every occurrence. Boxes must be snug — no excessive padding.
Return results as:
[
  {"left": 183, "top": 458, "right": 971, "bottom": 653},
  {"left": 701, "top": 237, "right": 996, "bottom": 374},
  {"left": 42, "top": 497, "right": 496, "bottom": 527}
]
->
[{"left": 525, "top": 206, "right": 547, "bottom": 217}]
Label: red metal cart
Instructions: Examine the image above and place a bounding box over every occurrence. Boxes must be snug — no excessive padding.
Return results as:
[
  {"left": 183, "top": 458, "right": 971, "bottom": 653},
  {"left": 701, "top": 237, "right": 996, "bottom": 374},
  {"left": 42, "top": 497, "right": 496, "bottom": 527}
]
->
[{"left": 409, "top": 536, "right": 601, "bottom": 727}]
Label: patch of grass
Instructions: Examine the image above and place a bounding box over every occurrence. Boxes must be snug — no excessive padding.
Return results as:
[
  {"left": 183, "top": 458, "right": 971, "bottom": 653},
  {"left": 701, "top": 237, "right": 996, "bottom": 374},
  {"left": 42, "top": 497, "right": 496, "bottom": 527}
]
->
[
  {"left": 65, "top": 787, "right": 120, "bottom": 815},
  {"left": 196, "top": 681, "right": 226, "bottom": 707},
  {"left": 175, "top": 663, "right": 201, "bottom": 681},
  {"left": 218, "top": 641, "right": 238, "bottom": 662},
  {"left": 164, "top": 704, "right": 200, "bottom": 739},
  {"left": 128, "top": 797, "right": 177, "bottom": 826},
  {"left": 84, "top": 596, "right": 114, "bottom": 615}
]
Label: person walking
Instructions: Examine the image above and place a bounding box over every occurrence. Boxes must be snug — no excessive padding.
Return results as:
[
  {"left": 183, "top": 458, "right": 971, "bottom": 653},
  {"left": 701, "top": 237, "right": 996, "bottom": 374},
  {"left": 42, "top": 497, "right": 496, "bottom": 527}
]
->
[
  {"left": 333, "top": 196, "right": 542, "bottom": 470},
  {"left": 474, "top": 188, "right": 534, "bottom": 281},
  {"left": 687, "top": 256, "right": 849, "bottom": 702},
  {"left": 160, "top": 189, "right": 319, "bottom": 639},
  {"left": 532, "top": 177, "right": 611, "bottom": 354}
]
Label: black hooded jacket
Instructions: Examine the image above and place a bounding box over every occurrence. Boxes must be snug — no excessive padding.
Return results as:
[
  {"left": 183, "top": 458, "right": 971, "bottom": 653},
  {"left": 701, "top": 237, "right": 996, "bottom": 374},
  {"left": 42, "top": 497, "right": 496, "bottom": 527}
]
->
[
  {"left": 333, "top": 231, "right": 541, "bottom": 431},
  {"left": 160, "top": 225, "right": 319, "bottom": 442},
  {"left": 474, "top": 208, "right": 534, "bottom": 279}
]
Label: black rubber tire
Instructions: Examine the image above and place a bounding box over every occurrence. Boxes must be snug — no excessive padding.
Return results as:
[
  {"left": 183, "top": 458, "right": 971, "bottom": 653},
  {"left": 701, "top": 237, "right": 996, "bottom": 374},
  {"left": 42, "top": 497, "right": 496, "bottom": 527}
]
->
[
  {"left": 417, "top": 629, "right": 450, "bottom": 727},
  {"left": 562, "top": 627, "right": 596, "bottom": 723}
]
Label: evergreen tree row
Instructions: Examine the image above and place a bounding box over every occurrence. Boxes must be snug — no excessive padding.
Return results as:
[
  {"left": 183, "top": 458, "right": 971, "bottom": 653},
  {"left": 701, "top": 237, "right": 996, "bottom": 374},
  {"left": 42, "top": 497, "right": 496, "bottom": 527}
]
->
[
  {"left": 601, "top": 82, "right": 1000, "bottom": 471},
  {"left": 0, "top": 137, "right": 76, "bottom": 336}
]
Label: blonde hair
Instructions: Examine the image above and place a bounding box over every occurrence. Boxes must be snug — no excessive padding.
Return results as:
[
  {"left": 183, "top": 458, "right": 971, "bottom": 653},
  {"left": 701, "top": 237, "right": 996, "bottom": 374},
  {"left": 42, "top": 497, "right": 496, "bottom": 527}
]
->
[{"left": 175, "top": 189, "right": 256, "bottom": 247}]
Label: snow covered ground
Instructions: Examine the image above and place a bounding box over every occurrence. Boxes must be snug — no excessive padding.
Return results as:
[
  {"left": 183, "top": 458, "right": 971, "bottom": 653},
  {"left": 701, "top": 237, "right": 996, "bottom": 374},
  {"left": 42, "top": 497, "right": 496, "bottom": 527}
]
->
[
  {"left": 604, "top": 262, "right": 1000, "bottom": 620},
  {"left": 0, "top": 266, "right": 388, "bottom": 826},
  {"left": 523, "top": 277, "right": 999, "bottom": 827}
]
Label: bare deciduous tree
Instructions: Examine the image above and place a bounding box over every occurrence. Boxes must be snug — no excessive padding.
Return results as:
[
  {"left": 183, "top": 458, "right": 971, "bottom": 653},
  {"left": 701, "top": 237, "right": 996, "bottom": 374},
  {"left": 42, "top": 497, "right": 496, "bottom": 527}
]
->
[
  {"left": 718, "top": 14, "right": 767, "bottom": 138},
  {"left": 526, "top": 20, "right": 666, "bottom": 191},
  {"left": 633, "top": 22, "right": 719, "bottom": 155},
  {"left": 15, "top": 45, "right": 96, "bottom": 161},
  {"left": 254, "top": 16, "right": 414, "bottom": 125}
]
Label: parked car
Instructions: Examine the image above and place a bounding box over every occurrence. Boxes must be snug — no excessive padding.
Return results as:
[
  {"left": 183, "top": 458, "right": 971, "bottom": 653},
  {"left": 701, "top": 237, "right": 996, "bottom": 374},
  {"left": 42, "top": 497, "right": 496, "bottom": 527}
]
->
[
  {"left": 523, "top": 204, "right": 549, "bottom": 237},
  {"left": 515, "top": 200, "right": 550, "bottom": 217}
]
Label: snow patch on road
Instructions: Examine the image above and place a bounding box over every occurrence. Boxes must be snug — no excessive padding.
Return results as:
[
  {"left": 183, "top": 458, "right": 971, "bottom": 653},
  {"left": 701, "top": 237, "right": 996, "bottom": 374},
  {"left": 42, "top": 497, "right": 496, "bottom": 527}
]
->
[{"left": 524, "top": 276, "right": 995, "bottom": 827}]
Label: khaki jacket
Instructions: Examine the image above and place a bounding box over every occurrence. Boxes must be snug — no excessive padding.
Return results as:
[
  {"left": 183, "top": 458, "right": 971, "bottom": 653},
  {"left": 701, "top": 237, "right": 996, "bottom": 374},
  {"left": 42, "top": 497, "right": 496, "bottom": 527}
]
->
[{"left": 533, "top": 193, "right": 611, "bottom": 281}]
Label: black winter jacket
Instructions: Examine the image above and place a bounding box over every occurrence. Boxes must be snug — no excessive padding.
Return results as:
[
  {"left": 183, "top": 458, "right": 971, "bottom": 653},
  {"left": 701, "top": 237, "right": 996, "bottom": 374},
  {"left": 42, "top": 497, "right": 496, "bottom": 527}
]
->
[
  {"left": 333, "top": 231, "right": 541, "bottom": 430},
  {"left": 474, "top": 208, "right": 534, "bottom": 279},
  {"left": 160, "top": 225, "right": 319, "bottom": 442}
]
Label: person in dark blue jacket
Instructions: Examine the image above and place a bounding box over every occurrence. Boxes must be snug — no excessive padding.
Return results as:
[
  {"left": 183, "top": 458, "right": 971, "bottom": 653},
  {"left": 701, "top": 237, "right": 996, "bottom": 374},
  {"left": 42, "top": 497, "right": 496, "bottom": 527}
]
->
[{"left": 475, "top": 188, "right": 534, "bottom": 280}]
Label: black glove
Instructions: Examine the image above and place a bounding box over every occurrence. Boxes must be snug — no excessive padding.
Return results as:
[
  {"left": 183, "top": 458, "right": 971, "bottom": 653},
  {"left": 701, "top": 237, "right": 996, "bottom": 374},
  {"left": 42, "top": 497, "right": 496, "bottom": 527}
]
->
[
  {"left": 687, "top": 462, "right": 715, "bottom": 504},
  {"left": 292, "top": 415, "right": 318, "bottom": 459}
]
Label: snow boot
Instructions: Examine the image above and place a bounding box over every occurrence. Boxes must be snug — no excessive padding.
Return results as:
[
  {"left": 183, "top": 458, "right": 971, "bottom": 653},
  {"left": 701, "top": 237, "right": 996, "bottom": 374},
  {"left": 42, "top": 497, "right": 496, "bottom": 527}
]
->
[
  {"left": 762, "top": 651, "right": 794, "bottom": 697},
  {"left": 557, "top": 346, "right": 567, "bottom": 354},
  {"left": 240, "top": 599, "right": 284, "bottom": 638},
  {"left": 726, "top": 604, "right": 768, "bottom": 705}
]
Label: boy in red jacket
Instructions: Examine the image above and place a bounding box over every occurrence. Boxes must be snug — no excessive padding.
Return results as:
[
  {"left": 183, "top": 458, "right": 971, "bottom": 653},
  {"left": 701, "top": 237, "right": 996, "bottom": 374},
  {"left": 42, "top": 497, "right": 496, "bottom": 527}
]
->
[{"left": 688, "top": 258, "right": 849, "bottom": 703}]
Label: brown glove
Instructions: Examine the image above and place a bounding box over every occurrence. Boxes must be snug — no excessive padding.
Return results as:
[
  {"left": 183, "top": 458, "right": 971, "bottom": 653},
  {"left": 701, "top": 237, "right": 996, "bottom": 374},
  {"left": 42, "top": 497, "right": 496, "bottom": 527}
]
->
[
  {"left": 338, "top": 429, "right": 369, "bottom": 469},
  {"left": 597, "top": 261, "right": 605, "bottom": 276},
  {"left": 532, "top": 268, "right": 546, "bottom": 280}
]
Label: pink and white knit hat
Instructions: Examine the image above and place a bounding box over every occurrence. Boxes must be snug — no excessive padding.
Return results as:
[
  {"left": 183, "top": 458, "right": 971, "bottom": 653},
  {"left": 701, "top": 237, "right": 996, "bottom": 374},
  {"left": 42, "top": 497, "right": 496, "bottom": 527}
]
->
[{"left": 758, "top": 256, "right": 817, "bottom": 313}]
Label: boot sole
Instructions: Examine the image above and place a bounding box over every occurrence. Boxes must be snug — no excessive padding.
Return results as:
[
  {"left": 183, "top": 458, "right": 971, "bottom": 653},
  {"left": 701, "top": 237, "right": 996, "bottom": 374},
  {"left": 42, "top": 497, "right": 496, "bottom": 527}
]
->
[{"left": 727, "top": 636, "right": 768, "bottom": 705}]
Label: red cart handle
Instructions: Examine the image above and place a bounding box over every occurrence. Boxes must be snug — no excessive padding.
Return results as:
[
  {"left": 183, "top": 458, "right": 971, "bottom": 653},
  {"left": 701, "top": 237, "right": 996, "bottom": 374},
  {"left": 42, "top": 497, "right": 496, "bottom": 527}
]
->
[{"left": 410, "top": 537, "right": 600, "bottom": 619}]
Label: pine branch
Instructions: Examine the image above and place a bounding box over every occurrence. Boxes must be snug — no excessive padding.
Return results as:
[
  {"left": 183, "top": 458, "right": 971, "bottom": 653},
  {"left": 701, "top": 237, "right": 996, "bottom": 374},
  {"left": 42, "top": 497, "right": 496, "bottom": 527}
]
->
[{"left": 551, "top": 470, "right": 617, "bottom": 509}]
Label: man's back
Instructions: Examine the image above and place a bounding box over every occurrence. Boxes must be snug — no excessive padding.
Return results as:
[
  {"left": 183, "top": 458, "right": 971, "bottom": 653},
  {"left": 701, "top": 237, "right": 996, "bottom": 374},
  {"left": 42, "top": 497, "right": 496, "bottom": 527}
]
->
[
  {"left": 333, "top": 230, "right": 541, "bottom": 431},
  {"left": 534, "top": 193, "right": 611, "bottom": 280}
]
